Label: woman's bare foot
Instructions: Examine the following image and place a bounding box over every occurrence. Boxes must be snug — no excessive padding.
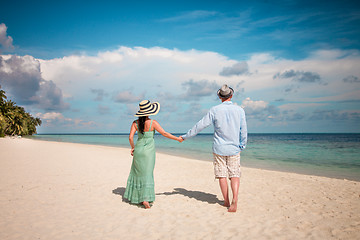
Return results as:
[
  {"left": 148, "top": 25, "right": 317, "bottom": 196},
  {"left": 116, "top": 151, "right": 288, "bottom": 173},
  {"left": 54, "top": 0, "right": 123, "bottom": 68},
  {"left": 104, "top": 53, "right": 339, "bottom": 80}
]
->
[
  {"left": 228, "top": 201, "right": 237, "bottom": 212},
  {"left": 223, "top": 200, "right": 230, "bottom": 208},
  {"left": 142, "top": 201, "right": 151, "bottom": 209}
]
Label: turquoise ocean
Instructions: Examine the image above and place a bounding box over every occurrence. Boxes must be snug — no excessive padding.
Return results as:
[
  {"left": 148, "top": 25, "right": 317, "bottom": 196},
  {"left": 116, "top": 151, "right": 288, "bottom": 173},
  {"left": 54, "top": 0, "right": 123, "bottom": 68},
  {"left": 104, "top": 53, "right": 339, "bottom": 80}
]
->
[{"left": 28, "top": 133, "right": 360, "bottom": 181}]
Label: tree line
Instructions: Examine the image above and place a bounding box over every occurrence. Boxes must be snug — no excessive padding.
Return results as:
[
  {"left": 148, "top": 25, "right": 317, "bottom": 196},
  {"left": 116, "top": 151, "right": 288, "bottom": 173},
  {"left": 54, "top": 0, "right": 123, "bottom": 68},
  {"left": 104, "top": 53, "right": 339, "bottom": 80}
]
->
[{"left": 0, "top": 86, "right": 42, "bottom": 137}]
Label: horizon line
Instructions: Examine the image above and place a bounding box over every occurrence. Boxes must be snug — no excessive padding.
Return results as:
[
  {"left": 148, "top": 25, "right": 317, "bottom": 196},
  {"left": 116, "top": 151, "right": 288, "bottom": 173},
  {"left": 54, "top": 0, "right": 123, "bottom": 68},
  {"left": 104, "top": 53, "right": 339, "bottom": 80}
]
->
[{"left": 34, "top": 132, "right": 360, "bottom": 135}]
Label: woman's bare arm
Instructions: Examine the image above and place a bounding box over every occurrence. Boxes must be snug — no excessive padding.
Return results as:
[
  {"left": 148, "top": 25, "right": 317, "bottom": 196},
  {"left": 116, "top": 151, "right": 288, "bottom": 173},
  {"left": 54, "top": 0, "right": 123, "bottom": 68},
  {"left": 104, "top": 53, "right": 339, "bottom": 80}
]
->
[
  {"left": 129, "top": 121, "right": 137, "bottom": 155},
  {"left": 152, "top": 120, "right": 182, "bottom": 142}
]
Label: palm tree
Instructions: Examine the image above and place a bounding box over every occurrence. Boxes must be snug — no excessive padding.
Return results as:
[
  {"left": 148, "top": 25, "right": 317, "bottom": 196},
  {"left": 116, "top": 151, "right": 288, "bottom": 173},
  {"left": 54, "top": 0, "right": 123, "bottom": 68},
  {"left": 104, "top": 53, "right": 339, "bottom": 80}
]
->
[
  {"left": 0, "top": 88, "right": 6, "bottom": 104},
  {"left": 0, "top": 113, "right": 5, "bottom": 137},
  {"left": 0, "top": 86, "right": 42, "bottom": 137}
]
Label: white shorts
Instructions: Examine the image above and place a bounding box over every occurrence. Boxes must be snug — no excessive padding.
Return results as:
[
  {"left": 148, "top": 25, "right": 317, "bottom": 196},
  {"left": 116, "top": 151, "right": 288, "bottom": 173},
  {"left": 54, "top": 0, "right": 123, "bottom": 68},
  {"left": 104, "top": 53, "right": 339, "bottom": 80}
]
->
[{"left": 213, "top": 153, "right": 241, "bottom": 178}]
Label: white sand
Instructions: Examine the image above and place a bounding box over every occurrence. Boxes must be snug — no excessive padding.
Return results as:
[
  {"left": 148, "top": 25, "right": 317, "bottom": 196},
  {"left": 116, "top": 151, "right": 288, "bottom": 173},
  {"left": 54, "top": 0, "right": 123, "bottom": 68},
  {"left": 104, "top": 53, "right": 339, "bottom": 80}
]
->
[{"left": 0, "top": 137, "right": 359, "bottom": 240}]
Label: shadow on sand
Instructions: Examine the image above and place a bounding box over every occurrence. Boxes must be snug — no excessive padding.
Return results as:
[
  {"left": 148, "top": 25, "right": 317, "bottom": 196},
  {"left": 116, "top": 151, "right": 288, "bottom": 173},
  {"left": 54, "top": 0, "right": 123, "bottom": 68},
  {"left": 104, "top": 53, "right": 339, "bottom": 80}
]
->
[
  {"left": 113, "top": 187, "right": 222, "bottom": 206},
  {"left": 157, "top": 188, "right": 222, "bottom": 205},
  {"left": 112, "top": 187, "right": 126, "bottom": 197}
]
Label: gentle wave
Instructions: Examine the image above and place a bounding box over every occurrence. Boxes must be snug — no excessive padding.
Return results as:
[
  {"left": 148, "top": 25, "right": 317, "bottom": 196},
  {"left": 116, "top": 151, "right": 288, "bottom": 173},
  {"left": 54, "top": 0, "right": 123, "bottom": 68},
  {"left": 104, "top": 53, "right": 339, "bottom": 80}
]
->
[{"left": 29, "top": 133, "right": 360, "bottom": 181}]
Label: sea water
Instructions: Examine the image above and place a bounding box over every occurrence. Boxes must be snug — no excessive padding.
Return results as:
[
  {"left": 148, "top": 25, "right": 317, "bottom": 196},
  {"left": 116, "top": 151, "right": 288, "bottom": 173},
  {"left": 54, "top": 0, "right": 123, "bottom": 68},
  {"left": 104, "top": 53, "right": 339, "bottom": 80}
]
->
[{"left": 29, "top": 133, "right": 360, "bottom": 181}]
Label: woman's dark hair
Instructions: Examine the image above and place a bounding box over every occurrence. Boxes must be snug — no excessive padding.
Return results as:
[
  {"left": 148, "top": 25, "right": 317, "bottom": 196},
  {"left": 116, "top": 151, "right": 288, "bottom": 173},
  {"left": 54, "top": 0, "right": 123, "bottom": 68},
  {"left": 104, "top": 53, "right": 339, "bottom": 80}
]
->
[{"left": 138, "top": 116, "right": 147, "bottom": 133}]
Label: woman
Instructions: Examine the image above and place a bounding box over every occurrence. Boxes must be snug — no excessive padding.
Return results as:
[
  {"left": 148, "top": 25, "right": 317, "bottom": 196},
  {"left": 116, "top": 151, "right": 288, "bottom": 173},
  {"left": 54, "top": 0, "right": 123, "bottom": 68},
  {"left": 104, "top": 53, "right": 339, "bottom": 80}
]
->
[{"left": 124, "top": 100, "right": 182, "bottom": 208}]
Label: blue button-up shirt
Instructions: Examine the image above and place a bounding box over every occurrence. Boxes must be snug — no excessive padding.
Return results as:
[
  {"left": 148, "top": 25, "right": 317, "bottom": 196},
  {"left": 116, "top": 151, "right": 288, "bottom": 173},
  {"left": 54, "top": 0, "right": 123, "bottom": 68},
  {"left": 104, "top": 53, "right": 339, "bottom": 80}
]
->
[{"left": 182, "top": 101, "right": 247, "bottom": 156}]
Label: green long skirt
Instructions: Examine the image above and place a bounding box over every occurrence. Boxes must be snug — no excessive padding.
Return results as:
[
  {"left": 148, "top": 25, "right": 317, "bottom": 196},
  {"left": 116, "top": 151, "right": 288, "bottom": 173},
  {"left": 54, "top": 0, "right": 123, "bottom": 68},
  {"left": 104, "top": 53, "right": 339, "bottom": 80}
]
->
[{"left": 124, "top": 129, "right": 156, "bottom": 204}]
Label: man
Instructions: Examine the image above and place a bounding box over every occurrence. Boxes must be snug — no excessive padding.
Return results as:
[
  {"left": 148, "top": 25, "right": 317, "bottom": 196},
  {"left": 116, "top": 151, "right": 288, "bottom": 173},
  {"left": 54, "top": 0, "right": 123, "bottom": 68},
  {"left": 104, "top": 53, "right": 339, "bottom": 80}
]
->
[{"left": 181, "top": 84, "right": 247, "bottom": 212}]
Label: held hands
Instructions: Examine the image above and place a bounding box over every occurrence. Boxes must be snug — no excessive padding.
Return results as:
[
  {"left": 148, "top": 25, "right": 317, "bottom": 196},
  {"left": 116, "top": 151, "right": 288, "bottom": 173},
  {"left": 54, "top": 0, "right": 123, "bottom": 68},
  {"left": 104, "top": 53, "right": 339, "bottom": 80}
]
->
[{"left": 132, "top": 137, "right": 183, "bottom": 154}]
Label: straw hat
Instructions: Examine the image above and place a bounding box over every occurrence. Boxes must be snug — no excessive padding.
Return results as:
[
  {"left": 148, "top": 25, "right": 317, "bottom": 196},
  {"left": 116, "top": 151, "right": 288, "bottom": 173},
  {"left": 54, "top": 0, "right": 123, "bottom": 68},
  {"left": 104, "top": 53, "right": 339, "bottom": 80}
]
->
[
  {"left": 134, "top": 100, "right": 160, "bottom": 117},
  {"left": 217, "top": 84, "right": 234, "bottom": 98}
]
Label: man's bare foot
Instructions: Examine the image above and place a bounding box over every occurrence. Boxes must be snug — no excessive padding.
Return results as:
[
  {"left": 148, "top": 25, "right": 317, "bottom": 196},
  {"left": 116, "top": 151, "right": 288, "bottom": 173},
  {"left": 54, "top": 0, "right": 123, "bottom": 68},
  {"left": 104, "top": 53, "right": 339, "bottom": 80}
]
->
[
  {"left": 223, "top": 200, "right": 230, "bottom": 208},
  {"left": 228, "top": 201, "right": 237, "bottom": 212},
  {"left": 142, "top": 201, "right": 151, "bottom": 209}
]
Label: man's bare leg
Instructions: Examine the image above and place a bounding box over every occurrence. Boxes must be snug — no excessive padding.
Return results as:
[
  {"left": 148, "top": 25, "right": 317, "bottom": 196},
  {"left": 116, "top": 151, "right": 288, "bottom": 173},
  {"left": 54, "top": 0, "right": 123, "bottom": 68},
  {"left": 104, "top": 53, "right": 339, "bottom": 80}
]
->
[
  {"left": 228, "top": 177, "right": 240, "bottom": 212},
  {"left": 218, "top": 177, "right": 230, "bottom": 207}
]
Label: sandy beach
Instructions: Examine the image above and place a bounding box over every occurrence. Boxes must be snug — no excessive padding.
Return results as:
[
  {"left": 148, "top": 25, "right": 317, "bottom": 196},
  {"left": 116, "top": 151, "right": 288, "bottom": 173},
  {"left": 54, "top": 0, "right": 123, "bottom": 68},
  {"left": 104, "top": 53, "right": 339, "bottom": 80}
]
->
[{"left": 0, "top": 137, "right": 359, "bottom": 240}]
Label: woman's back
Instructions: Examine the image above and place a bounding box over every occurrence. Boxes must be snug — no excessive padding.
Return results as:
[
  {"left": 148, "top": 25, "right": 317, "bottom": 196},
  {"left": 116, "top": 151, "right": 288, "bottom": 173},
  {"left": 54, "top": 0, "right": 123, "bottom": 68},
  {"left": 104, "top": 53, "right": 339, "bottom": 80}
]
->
[
  {"left": 137, "top": 119, "right": 155, "bottom": 139},
  {"left": 140, "top": 119, "right": 155, "bottom": 132}
]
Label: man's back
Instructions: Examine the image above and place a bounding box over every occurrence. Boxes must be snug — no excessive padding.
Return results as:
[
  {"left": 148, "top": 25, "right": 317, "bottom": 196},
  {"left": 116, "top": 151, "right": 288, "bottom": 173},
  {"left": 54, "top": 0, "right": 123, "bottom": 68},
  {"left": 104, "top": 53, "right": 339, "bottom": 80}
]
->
[
  {"left": 210, "top": 101, "right": 247, "bottom": 156},
  {"left": 181, "top": 100, "right": 247, "bottom": 156}
]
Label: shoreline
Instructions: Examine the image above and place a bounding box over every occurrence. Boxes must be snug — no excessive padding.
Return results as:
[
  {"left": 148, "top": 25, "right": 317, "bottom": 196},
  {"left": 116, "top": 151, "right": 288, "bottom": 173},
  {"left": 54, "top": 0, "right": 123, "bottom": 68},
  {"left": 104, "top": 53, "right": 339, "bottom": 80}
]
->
[
  {"left": 1, "top": 137, "right": 359, "bottom": 239},
  {"left": 154, "top": 147, "right": 360, "bottom": 182},
  {"left": 27, "top": 135, "right": 360, "bottom": 182}
]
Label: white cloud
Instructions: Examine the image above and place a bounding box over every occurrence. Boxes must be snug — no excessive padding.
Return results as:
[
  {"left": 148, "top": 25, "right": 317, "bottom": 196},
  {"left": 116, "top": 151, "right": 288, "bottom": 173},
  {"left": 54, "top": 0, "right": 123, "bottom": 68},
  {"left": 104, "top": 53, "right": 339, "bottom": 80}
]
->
[
  {"left": 279, "top": 103, "right": 327, "bottom": 111},
  {"left": 3, "top": 47, "right": 360, "bottom": 132},
  {"left": 274, "top": 69, "right": 322, "bottom": 83},
  {"left": 241, "top": 97, "right": 269, "bottom": 113},
  {"left": 309, "top": 110, "right": 360, "bottom": 121},
  {"left": 0, "top": 23, "right": 14, "bottom": 51},
  {"left": 113, "top": 90, "right": 145, "bottom": 103},
  {"left": 180, "top": 79, "right": 220, "bottom": 100},
  {"left": 38, "top": 46, "right": 231, "bottom": 101},
  {"left": 241, "top": 97, "right": 278, "bottom": 121},
  {"left": 343, "top": 75, "right": 359, "bottom": 83},
  {"left": 91, "top": 88, "right": 108, "bottom": 101},
  {"left": 36, "top": 112, "right": 96, "bottom": 127},
  {"left": 238, "top": 49, "right": 360, "bottom": 103},
  {"left": 241, "top": 98, "right": 310, "bottom": 123},
  {"left": 309, "top": 49, "right": 359, "bottom": 60},
  {"left": 0, "top": 55, "right": 68, "bottom": 110},
  {"left": 37, "top": 112, "right": 71, "bottom": 121},
  {"left": 219, "top": 62, "right": 249, "bottom": 76}
]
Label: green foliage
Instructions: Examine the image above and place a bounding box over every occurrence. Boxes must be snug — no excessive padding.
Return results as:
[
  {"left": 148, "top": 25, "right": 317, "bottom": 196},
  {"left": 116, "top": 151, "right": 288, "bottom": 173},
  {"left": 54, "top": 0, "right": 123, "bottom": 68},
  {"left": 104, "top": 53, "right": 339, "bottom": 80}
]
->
[{"left": 0, "top": 86, "right": 42, "bottom": 137}]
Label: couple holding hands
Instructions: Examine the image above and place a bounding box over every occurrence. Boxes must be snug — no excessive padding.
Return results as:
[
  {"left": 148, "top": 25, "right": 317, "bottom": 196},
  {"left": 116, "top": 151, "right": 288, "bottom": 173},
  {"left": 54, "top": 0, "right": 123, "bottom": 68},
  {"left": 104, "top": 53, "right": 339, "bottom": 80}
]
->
[{"left": 124, "top": 84, "right": 247, "bottom": 212}]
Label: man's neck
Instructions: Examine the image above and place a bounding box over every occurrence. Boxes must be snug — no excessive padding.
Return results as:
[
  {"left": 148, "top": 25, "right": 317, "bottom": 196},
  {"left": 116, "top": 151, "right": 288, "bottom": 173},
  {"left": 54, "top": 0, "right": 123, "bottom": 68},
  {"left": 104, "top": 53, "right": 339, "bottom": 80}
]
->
[{"left": 221, "top": 98, "right": 232, "bottom": 103}]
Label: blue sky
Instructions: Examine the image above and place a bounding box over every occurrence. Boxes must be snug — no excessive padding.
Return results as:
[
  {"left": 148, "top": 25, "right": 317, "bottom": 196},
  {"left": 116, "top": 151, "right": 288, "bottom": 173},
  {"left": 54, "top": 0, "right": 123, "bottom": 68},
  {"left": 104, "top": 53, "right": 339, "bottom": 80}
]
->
[{"left": 0, "top": 0, "right": 360, "bottom": 133}]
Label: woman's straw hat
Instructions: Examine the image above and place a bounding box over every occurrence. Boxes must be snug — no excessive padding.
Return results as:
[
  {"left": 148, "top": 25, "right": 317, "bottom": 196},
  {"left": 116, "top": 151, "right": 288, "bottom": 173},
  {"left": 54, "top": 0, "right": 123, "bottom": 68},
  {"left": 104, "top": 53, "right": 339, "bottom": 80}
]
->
[{"left": 134, "top": 100, "right": 160, "bottom": 117}]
